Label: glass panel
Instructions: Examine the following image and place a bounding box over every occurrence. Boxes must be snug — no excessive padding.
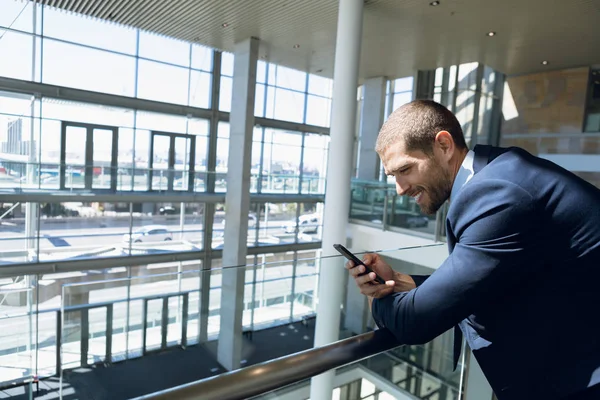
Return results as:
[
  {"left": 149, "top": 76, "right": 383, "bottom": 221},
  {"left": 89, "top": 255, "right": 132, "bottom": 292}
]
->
[
  {"left": 0, "top": 29, "right": 33, "bottom": 81},
  {"left": 138, "top": 31, "right": 190, "bottom": 66},
  {"left": 174, "top": 136, "right": 191, "bottom": 191},
  {"left": 275, "top": 65, "right": 306, "bottom": 92},
  {"left": 302, "top": 133, "right": 328, "bottom": 195},
  {"left": 92, "top": 128, "right": 113, "bottom": 189},
  {"left": 41, "top": 98, "right": 135, "bottom": 128},
  {"left": 64, "top": 126, "right": 87, "bottom": 189},
  {"left": 305, "top": 95, "right": 331, "bottom": 127},
  {"left": 308, "top": 74, "right": 332, "bottom": 97},
  {"left": 215, "top": 122, "right": 229, "bottom": 192},
  {"left": 219, "top": 76, "right": 233, "bottom": 112},
  {"left": 394, "top": 76, "right": 414, "bottom": 93},
  {"left": 42, "top": 7, "right": 137, "bottom": 54},
  {"left": 221, "top": 52, "right": 234, "bottom": 76},
  {"left": 393, "top": 91, "right": 413, "bottom": 112},
  {"left": 255, "top": 83, "right": 266, "bottom": 117},
  {"left": 0, "top": 0, "right": 33, "bottom": 32},
  {"left": 42, "top": 39, "right": 136, "bottom": 96},
  {"left": 273, "top": 88, "right": 304, "bottom": 123},
  {"left": 189, "top": 70, "right": 211, "bottom": 109},
  {"left": 137, "top": 60, "right": 189, "bottom": 105},
  {"left": 136, "top": 111, "right": 187, "bottom": 134},
  {"left": 191, "top": 44, "right": 213, "bottom": 71},
  {"left": 151, "top": 134, "right": 171, "bottom": 191},
  {"left": 257, "top": 61, "right": 267, "bottom": 84}
]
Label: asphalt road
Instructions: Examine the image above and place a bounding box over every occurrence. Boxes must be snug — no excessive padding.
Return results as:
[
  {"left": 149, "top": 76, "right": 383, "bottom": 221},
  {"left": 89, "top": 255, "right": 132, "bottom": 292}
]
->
[{"left": 0, "top": 219, "right": 305, "bottom": 252}]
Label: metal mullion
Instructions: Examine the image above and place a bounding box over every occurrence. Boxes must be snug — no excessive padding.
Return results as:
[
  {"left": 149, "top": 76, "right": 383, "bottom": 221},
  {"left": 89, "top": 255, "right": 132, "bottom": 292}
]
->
[
  {"left": 188, "top": 135, "right": 196, "bottom": 192},
  {"left": 55, "top": 310, "right": 61, "bottom": 376},
  {"left": 250, "top": 255, "right": 258, "bottom": 331},
  {"left": 80, "top": 308, "right": 89, "bottom": 367},
  {"left": 106, "top": 304, "right": 113, "bottom": 363},
  {"left": 85, "top": 127, "right": 93, "bottom": 189},
  {"left": 298, "top": 132, "right": 306, "bottom": 194},
  {"left": 181, "top": 293, "right": 188, "bottom": 347},
  {"left": 111, "top": 127, "right": 118, "bottom": 191},
  {"left": 168, "top": 135, "right": 176, "bottom": 191},
  {"left": 142, "top": 299, "right": 148, "bottom": 355},
  {"left": 289, "top": 252, "right": 298, "bottom": 321},
  {"left": 161, "top": 296, "right": 169, "bottom": 349},
  {"left": 206, "top": 51, "right": 221, "bottom": 194},
  {"left": 59, "top": 121, "right": 67, "bottom": 189},
  {"left": 148, "top": 132, "right": 155, "bottom": 191}
]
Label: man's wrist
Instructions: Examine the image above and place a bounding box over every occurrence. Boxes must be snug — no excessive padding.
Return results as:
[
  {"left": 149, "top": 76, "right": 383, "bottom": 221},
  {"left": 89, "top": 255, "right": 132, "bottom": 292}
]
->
[{"left": 393, "top": 271, "right": 417, "bottom": 292}]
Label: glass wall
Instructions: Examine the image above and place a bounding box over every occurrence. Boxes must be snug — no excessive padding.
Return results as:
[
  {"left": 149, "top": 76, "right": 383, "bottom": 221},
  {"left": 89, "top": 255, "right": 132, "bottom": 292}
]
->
[{"left": 0, "top": 0, "right": 333, "bottom": 268}]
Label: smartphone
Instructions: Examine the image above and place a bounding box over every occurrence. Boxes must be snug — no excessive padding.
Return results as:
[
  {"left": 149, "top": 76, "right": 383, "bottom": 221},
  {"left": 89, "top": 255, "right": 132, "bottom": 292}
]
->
[{"left": 333, "top": 244, "right": 386, "bottom": 284}]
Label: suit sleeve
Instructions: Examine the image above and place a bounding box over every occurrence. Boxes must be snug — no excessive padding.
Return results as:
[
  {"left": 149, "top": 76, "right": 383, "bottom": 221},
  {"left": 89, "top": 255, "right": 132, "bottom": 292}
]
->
[{"left": 371, "top": 179, "right": 540, "bottom": 344}]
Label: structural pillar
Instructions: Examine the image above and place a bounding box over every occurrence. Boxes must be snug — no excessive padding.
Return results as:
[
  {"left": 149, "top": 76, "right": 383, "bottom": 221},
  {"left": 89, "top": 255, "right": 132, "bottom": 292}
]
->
[
  {"left": 216, "top": 37, "right": 259, "bottom": 371},
  {"left": 356, "top": 77, "right": 386, "bottom": 181},
  {"left": 310, "top": 0, "right": 364, "bottom": 398}
]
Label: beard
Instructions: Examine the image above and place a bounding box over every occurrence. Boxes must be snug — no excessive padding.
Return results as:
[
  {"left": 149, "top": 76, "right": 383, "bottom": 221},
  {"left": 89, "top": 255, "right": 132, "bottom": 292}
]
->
[{"left": 417, "top": 159, "right": 452, "bottom": 215}]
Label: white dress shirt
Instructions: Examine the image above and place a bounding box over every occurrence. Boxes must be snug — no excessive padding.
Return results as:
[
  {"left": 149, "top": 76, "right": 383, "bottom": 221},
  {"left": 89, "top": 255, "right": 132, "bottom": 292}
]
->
[{"left": 450, "top": 150, "right": 475, "bottom": 202}]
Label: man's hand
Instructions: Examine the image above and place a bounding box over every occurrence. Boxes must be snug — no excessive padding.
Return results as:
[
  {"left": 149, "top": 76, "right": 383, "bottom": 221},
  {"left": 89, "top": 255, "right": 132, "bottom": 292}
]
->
[{"left": 345, "top": 253, "right": 417, "bottom": 300}]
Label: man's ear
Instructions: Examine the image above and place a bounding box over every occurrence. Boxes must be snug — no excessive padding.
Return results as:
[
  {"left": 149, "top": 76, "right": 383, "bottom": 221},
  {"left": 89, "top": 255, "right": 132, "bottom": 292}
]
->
[{"left": 434, "top": 131, "right": 454, "bottom": 157}]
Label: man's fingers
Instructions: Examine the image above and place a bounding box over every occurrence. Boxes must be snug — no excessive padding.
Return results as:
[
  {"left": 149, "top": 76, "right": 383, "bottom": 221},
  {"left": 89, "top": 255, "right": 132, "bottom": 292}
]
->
[
  {"left": 355, "top": 271, "right": 376, "bottom": 286},
  {"left": 349, "top": 265, "right": 365, "bottom": 277},
  {"left": 344, "top": 260, "right": 355, "bottom": 270}
]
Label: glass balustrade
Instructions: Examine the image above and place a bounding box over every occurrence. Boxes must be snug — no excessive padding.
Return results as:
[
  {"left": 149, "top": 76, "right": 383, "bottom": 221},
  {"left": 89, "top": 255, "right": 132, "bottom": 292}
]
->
[{"left": 0, "top": 244, "right": 456, "bottom": 400}]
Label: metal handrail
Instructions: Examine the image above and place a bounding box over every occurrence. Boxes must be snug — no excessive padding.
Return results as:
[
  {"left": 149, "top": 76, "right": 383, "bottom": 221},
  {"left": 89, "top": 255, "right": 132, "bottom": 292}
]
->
[{"left": 133, "top": 329, "right": 401, "bottom": 400}]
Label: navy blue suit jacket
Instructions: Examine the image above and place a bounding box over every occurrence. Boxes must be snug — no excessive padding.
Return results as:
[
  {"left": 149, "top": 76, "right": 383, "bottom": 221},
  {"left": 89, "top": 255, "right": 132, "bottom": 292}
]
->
[{"left": 372, "top": 145, "right": 600, "bottom": 399}]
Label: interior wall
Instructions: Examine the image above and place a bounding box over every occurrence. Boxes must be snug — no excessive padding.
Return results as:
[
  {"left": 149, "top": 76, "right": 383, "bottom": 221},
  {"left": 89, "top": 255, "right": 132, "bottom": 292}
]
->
[
  {"left": 501, "top": 66, "right": 589, "bottom": 136},
  {"left": 500, "top": 66, "right": 600, "bottom": 188}
]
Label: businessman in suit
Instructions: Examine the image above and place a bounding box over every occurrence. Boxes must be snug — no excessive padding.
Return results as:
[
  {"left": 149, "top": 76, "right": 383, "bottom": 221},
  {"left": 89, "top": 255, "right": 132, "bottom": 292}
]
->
[{"left": 346, "top": 100, "right": 600, "bottom": 400}]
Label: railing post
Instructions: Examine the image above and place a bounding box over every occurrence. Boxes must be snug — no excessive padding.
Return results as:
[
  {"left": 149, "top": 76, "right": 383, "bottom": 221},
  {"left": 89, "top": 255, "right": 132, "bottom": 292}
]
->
[
  {"left": 55, "top": 310, "right": 61, "bottom": 377},
  {"left": 161, "top": 297, "right": 169, "bottom": 350},
  {"left": 106, "top": 304, "right": 113, "bottom": 363},
  {"left": 181, "top": 293, "right": 189, "bottom": 348},
  {"left": 80, "top": 308, "right": 89, "bottom": 367},
  {"left": 142, "top": 299, "right": 148, "bottom": 355}
]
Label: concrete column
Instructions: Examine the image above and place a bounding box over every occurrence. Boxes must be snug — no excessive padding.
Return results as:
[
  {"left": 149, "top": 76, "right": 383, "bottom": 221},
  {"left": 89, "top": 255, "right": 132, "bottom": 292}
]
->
[
  {"left": 356, "top": 77, "right": 386, "bottom": 181},
  {"left": 216, "top": 37, "right": 259, "bottom": 371},
  {"left": 310, "top": 0, "right": 364, "bottom": 398}
]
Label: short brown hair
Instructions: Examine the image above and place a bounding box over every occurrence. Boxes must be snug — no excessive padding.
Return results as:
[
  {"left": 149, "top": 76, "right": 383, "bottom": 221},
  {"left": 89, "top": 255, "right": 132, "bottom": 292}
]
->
[{"left": 375, "top": 100, "right": 467, "bottom": 156}]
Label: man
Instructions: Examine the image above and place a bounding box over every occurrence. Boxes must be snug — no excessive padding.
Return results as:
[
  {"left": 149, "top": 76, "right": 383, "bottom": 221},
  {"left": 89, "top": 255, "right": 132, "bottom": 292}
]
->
[{"left": 346, "top": 100, "right": 600, "bottom": 400}]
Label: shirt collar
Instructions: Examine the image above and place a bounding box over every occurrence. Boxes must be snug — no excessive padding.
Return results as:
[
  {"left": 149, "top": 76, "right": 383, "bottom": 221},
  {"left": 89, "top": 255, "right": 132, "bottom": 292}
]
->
[{"left": 450, "top": 150, "right": 475, "bottom": 201}]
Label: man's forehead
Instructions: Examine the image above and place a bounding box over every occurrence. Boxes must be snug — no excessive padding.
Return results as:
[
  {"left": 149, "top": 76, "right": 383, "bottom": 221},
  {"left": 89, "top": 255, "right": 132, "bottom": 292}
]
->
[{"left": 381, "top": 142, "right": 427, "bottom": 172}]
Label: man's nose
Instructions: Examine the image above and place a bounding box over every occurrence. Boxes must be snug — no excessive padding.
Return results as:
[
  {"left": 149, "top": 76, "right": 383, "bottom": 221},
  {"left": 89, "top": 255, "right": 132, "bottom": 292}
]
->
[{"left": 395, "top": 180, "right": 409, "bottom": 196}]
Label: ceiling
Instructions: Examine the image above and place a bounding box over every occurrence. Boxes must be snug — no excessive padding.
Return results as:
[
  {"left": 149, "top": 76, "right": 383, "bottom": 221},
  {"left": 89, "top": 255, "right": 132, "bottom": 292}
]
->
[{"left": 31, "top": 0, "right": 600, "bottom": 80}]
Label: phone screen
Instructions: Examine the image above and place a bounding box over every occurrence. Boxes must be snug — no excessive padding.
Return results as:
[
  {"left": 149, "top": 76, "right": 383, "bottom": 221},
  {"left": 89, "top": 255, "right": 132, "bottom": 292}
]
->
[{"left": 333, "top": 244, "right": 386, "bottom": 284}]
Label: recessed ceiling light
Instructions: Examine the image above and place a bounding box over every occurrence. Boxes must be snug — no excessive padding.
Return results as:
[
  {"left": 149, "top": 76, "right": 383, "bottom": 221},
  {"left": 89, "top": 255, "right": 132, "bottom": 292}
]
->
[
  {"left": 541, "top": 60, "right": 549, "bottom": 65},
  {"left": 487, "top": 31, "right": 496, "bottom": 37},
  {"left": 222, "top": 23, "right": 229, "bottom": 28},
  {"left": 429, "top": 1, "right": 440, "bottom": 5},
  {"left": 293, "top": 44, "right": 300, "bottom": 49}
]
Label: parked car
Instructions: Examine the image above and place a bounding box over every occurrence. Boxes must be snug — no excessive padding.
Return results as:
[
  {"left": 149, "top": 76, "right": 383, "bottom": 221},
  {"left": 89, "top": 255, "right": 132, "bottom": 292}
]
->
[
  {"left": 284, "top": 213, "right": 320, "bottom": 234},
  {"left": 123, "top": 225, "right": 172, "bottom": 243}
]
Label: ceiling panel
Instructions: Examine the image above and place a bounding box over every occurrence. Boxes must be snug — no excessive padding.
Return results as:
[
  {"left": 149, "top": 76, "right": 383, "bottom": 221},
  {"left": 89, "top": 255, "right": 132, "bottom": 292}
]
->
[{"left": 29, "top": 0, "right": 600, "bottom": 80}]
